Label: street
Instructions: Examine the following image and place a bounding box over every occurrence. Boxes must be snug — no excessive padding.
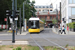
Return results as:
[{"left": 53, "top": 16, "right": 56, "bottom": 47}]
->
[{"left": 0, "top": 28, "right": 75, "bottom": 47}]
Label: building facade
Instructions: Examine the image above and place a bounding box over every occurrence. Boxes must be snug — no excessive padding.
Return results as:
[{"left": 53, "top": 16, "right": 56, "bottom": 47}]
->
[
  {"left": 61, "top": 0, "right": 75, "bottom": 26},
  {"left": 34, "top": 4, "right": 60, "bottom": 28}
]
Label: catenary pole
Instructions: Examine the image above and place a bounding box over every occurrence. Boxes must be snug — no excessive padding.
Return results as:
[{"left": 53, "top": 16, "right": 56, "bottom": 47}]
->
[
  {"left": 15, "top": 0, "right": 17, "bottom": 35},
  {"left": 12, "top": 0, "right": 15, "bottom": 43},
  {"left": 19, "top": 8, "right": 21, "bottom": 34}
]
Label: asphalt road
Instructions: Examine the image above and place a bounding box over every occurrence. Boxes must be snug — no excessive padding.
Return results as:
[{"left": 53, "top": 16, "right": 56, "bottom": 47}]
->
[{"left": 0, "top": 28, "right": 75, "bottom": 47}]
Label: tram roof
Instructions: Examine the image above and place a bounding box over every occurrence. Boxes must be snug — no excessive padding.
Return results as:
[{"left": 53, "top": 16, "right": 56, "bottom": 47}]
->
[
  {"left": 29, "top": 17, "right": 44, "bottom": 23},
  {"left": 29, "top": 17, "right": 40, "bottom": 20}
]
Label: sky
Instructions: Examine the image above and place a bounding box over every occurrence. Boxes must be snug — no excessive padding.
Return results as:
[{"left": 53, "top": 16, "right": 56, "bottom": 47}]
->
[{"left": 30, "top": 0, "right": 61, "bottom": 10}]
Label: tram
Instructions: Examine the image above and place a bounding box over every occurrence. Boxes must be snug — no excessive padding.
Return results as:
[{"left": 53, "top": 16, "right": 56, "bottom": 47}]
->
[{"left": 28, "top": 17, "right": 44, "bottom": 33}]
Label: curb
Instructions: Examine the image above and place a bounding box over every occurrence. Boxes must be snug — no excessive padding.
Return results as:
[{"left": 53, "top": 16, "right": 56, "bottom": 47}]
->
[{"left": 0, "top": 31, "right": 29, "bottom": 36}]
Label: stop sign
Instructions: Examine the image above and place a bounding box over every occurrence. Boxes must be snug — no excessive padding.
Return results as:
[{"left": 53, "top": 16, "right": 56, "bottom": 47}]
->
[{"left": 4, "top": 18, "right": 7, "bottom": 21}]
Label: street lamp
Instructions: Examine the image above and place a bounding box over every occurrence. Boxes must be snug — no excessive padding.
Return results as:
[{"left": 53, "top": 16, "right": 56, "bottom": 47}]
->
[
  {"left": 32, "top": 0, "right": 35, "bottom": 17},
  {"left": 23, "top": 1, "right": 26, "bottom": 31}
]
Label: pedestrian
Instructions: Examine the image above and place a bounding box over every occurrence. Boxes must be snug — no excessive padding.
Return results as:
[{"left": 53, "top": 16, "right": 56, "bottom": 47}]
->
[
  {"left": 61, "top": 25, "right": 66, "bottom": 34},
  {"left": 58, "top": 26, "right": 61, "bottom": 34},
  {"left": 67, "top": 26, "right": 69, "bottom": 31}
]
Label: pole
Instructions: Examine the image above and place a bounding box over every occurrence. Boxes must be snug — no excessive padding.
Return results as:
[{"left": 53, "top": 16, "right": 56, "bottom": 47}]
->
[
  {"left": 60, "top": 2, "right": 61, "bottom": 22},
  {"left": 12, "top": 0, "right": 15, "bottom": 43},
  {"left": 23, "top": 1, "right": 26, "bottom": 32},
  {"left": 6, "top": 17, "right": 8, "bottom": 30},
  {"left": 23, "top": 2, "right": 25, "bottom": 32},
  {"left": 56, "top": 5, "right": 58, "bottom": 27},
  {"left": 19, "top": 8, "right": 21, "bottom": 34},
  {"left": 33, "top": 7, "right": 34, "bottom": 17},
  {"left": 15, "top": 0, "right": 17, "bottom": 35}
]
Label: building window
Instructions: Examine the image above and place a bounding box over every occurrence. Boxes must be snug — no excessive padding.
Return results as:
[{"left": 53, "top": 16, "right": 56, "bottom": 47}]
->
[
  {"left": 43, "top": 6, "right": 45, "bottom": 8},
  {"left": 50, "top": 10, "right": 52, "bottom": 11},
  {"left": 69, "top": 0, "right": 72, "bottom": 4},
  {"left": 72, "top": 8, "right": 75, "bottom": 15},
  {"left": 47, "top": 10, "right": 49, "bottom": 11},
  {"left": 39, "top": 6, "right": 41, "bottom": 8},
  {"left": 35, "top": 6, "right": 37, "bottom": 8},
  {"left": 46, "top": 6, "right": 49, "bottom": 8},
  {"left": 69, "top": 0, "right": 75, "bottom": 4},
  {"left": 40, "top": 16, "right": 41, "bottom": 19},
  {"left": 73, "top": 0, "right": 75, "bottom": 3}
]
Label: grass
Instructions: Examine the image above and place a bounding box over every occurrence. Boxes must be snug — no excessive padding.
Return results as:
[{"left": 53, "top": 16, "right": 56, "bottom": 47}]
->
[
  {"left": 44, "top": 46, "right": 62, "bottom": 50},
  {"left": 0, "top": 45, "right": 75, "bottom": 50},
  {"left": 0, "top": 45, "right": 39, "bottom": 50},
  {"left": 65, "top": 44, "right": 69, "bottom": 48}
]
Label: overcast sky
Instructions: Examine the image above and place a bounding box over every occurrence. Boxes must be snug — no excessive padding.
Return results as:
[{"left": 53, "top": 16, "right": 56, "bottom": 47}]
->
[{"left": 30, "top": 0, "right": 61, "bottom": 10}]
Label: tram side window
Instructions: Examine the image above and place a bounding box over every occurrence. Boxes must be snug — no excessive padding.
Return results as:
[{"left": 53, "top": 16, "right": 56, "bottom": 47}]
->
[
  {"left": 28, "top": 21, "right": 31, "bottom": 28},
  {"left": 31, "top": 21, "right": 33, "bottom": 26},
  {"left": 36, "top": 21, "right": 39, "bottom": 28}
]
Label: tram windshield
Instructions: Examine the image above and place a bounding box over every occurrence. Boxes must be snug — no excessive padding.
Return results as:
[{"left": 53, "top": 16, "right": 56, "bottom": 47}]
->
[{"left": 28, "top": 20, "right": 39, "bottom": 28}]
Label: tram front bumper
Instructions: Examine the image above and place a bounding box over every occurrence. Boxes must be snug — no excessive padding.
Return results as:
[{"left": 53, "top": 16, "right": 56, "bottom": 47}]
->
[{"left": 29, "top": 29, "right": 40, "bottom": 32}]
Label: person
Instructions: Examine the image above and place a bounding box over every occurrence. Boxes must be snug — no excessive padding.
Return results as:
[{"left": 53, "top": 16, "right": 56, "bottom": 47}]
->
[
  {"left": 61, "top": 25, "right": 66, "bottom": 34},
  {"left": 67, "top": 26, "right": 69, "bottom": 31},
  {"left": 58, "top": 26, "right": 61, "bottom": 34}
]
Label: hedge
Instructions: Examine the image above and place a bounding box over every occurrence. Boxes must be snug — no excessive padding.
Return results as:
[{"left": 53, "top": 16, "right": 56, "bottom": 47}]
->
[{"left": 67, "top": 22, "right": 75, "bottom": 29}]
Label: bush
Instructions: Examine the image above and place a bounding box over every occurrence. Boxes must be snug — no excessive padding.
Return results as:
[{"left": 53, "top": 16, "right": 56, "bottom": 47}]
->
[
  {"left": 67, "top": 22, "right": 75, "bottom": 29},
  {"left": 16, "top": 47, "right": 21, "bottom": 50}
]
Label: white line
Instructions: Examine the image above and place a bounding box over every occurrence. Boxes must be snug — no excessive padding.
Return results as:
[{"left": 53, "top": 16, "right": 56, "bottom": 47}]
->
[
  {"left": 30, "top": 34, "right": 44, "bottom": 50},
  {"left": 40, "top": 29, "right": 67, "bottom": 50},
  {"left": 43, "top": 37, "right": 67, "bottom": 50}
]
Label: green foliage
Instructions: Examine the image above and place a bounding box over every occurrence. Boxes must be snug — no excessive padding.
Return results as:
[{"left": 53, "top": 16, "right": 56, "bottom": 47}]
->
[
  {"left": 25, "top": 48, "right": 27, "bottom": 50},
  {"left": 27, "top": 45, "right": 32, "bottom": 46},
  {"left": 0, "top": 0, "right": 36, "bottom": 28},
  {"left": 10, "top": 46, "right": 13, "bottom": 48},
  {"left": 41, "top": 19, "right": 45, "bottom": 23},
  {"left": 67, "top": 22, "right": 75, "bottom": 29},
  {"left": 16, "top": 47, "right": 21, "bottom": 50},
  {"left": 52, "top": 19, "right": 57, "bottom": 24},
  {"left": 13, "top": 48, "right": 15, "bottom": 50},
  {"left": 0, "top": 0, "right": 12, "bottom": 24},
  {"left": 65, "top": 44, "right": 69, "bottom": 48}
]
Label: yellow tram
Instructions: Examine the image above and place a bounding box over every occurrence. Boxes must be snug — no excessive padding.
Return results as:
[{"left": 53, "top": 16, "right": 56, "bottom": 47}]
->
[{"left": 28, "top": 17, "right": 44, "bottom": 33}]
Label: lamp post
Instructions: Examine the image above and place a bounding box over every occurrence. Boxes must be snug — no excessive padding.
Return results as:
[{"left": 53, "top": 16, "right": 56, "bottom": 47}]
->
[
  {"left": 15, "top": 0, "right": 17, "bottom": 35},
  {"left": 32, "top": 0, "right": 35, "bottom": 17},
  {"left": 23, "top": 1, "right": 26, "bottom": 31}
]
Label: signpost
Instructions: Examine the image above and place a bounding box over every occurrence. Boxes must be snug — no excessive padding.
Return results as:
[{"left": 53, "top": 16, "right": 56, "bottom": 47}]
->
[{"left": 4, "top": 18, "right": 7, "bottom": 21}]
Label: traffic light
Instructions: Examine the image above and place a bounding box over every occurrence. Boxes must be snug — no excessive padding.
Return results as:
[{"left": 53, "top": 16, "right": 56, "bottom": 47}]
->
[
  {"left": 14, "top": 10, "right": 19, "bottom": 18},
  {"left": 62, "top": 18, "right": 64, "bottom": 21},
  {"left": 6, "top": 10, "right": 11, "bottom": 16}
]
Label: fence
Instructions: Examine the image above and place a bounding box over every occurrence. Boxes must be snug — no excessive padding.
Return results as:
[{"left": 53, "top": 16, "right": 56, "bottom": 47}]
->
[{"left": 0, "top": 25, "right": 8, "bottom": 29}]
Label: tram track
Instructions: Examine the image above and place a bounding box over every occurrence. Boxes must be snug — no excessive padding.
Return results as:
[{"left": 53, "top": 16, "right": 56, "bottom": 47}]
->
[
  {"left": 29, "top": 28, "right": 68, "bottom": 50},
  {"left": 39, "top": 29, "right": 68, "bottom": 50},
  {"left": 39, "top": 34, "right": 67, "bottom": 50},
  {"left": 29, "top": 33, "right": 67, "bottom": 50},
  {"left": 30, "top": 34, "right": 45, "bottom": 50}
]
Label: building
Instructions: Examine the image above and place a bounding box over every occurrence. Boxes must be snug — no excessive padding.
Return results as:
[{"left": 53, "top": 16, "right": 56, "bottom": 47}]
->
[
  {"left": 34, "top": 4, "right": 60, "bottom": 28},
  {"left": 34, "top": 4, "right": 53, "bottom": 12},
  {"left": 61, "top": 0, "right": 75, "bottom": 26}
]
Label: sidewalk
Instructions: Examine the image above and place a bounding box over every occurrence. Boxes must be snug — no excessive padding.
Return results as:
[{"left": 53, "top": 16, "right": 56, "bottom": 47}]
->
[
  {"left": 0, "top": 31, "right": 29, "bottom": 36},
  {"left": 52, "top": 28, "right": 75, "bottom": 35}
]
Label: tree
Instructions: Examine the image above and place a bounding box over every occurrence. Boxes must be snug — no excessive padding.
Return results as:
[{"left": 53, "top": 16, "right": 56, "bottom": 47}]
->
[
  {"left": 17, "top": 0, "right": 36, "bottom": 19},
  {"left": 0, "top": 0, "right": 12, "bottom": 24},
  {"left": 52, "top": 18, "right": 57, "bottom": 24},
  {"left": 41, "top": 19, "right": 45, "bottom": 24},
  {"left": 17, "top": 0, "right": 36, "bottom": 27}
]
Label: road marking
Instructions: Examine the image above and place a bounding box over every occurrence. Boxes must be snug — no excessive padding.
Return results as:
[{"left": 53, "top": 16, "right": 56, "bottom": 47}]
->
[
  {"left": 39, "top": 29, "right": 67, "bottom": 50},
  {"left": 43, "top": 37, "right": 67, "bottom": 50},
  {"left": 15, "top": 41, "right": 29, "bottom": 45},
  {"left": 30, "top": 34, "right": 44, "bottom": 50}
]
